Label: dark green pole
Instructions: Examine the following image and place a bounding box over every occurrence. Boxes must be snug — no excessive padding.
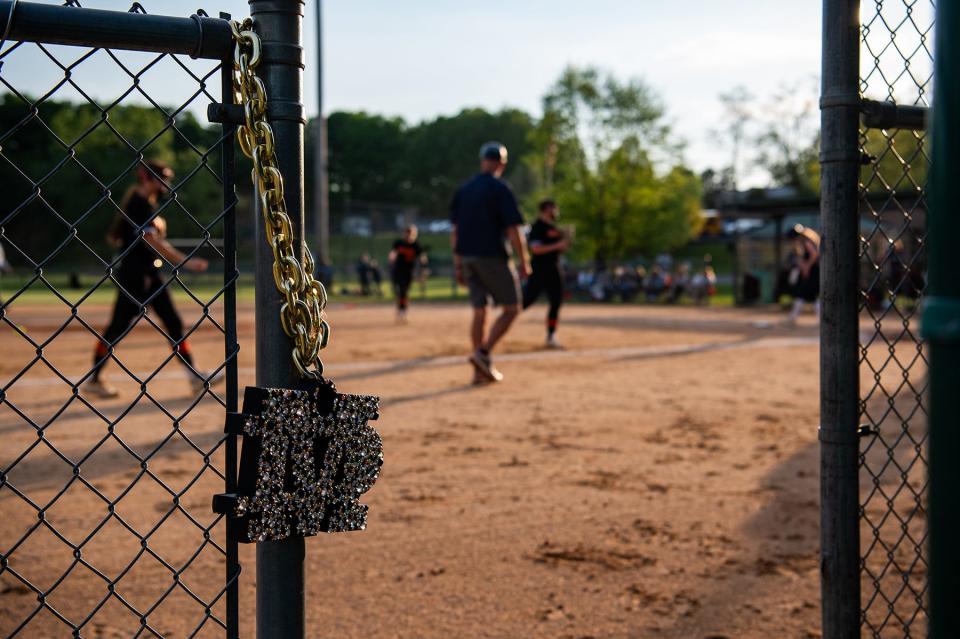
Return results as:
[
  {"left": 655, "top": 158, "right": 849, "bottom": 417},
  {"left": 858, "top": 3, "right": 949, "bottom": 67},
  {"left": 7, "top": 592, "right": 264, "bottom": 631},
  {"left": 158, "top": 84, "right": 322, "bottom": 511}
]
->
[
  {"left": 924, "top": 2, "right": 960, "bottom": 637},
  {"left": 249, "top": 1, "right": 307, "bottom": 638},
  {"left": 818, "top": 1, "right": 861, "bottom": 637}
]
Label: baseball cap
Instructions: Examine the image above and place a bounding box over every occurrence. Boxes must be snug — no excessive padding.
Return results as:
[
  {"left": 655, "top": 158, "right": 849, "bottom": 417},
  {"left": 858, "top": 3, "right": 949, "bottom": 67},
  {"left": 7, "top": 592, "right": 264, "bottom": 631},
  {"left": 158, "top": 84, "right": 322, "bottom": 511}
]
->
[{"left": 479, "top": 141, "right": 508, "bottom": 163}]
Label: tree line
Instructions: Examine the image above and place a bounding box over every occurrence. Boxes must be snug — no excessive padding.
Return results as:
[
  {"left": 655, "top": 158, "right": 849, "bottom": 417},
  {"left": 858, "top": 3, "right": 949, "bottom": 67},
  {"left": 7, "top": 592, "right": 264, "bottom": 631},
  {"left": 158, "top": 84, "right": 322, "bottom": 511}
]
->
[
  {"left": 1, "top": 66, "right": 923, "bottom": 275},
  {"left": 313, "top": 66, "right": 703, "bottom": 267}
]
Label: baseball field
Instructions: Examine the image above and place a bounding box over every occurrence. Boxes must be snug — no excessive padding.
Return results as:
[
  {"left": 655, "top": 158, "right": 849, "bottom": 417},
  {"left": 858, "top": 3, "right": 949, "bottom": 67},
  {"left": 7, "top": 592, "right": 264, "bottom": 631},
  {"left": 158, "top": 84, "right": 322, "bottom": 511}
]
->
[{"left": 0, "top": 299, "right": 922, "bottom": 638}]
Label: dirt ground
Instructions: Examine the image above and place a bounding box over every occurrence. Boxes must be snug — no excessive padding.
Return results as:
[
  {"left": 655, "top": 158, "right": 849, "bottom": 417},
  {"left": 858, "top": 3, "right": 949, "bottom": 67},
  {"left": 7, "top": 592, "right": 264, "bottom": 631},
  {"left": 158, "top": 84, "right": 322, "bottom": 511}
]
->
[{"left": 0, "top": 300, "right": 924, "bottom": 638}]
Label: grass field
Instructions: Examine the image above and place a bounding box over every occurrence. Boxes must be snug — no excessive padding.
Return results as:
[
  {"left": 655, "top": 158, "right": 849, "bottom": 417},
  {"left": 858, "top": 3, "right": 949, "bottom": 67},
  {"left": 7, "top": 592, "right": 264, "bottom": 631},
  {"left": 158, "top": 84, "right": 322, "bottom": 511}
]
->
[
  {"left": 326, "top": 232, "right": 736, "bottom": 274},
  {"left": 1, "top": 272, "right": 736, "bottom": 307}
]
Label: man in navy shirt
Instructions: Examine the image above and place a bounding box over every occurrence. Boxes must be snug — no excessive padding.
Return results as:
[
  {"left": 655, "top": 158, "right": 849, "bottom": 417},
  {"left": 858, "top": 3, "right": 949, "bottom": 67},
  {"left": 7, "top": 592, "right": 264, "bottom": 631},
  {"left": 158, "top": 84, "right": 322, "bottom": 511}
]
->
[{"left": 450, "top": 141, "right": 531, "bottom": 383}]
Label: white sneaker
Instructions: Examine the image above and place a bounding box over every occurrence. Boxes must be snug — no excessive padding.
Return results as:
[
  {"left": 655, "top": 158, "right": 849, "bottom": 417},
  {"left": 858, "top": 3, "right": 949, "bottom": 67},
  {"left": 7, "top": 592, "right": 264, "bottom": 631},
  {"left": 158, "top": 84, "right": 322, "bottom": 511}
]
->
[
  {"left": 545, "top": 334, "right": 563, "bottom": 349},
  {"left": 83, "top": 379, "right": 119, "bottom": 399},
  {"left": 469, "top": 350, "right": 503, "bottom": 382},
  {"left": 190, "top": 369, "right": 225, "bottom": 394}
]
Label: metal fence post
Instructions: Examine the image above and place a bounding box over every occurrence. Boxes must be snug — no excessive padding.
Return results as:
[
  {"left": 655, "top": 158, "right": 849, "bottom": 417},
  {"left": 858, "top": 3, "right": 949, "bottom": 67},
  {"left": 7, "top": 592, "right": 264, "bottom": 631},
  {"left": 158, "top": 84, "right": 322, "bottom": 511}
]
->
[
  {"left": 924, "top": 2, "right": 960, "bottom": 636},
  {"left": 312, "top": 0, "right": 331, "bottom": 271},
  {"left": 819, "top": 1, "right": 861, "bottom": 638},
  {"left": 220, "top": 12, "right": 242, "bottom": 636},
  {"left": 249, "top": 1, "right": 307, "bottom": 638}
]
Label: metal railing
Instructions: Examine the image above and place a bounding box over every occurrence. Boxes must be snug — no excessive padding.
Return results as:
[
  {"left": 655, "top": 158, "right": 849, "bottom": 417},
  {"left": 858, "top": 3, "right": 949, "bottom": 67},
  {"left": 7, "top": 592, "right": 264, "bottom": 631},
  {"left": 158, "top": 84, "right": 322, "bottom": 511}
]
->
[{"left": 0, "top": 2, "right": 239, "bottom": 636}]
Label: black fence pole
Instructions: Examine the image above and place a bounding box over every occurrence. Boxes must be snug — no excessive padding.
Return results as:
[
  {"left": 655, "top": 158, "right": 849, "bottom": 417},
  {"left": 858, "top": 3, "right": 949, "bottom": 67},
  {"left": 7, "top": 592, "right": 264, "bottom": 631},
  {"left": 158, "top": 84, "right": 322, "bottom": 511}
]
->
[
  {"left": 924, "top": 2, "right": 960, "bottom": 636},
  {"left": 818, "top": 1, "right": 861, "bottom": 638},
  {"left": 220, "top": 13, "right": 241, "bottom": 635},
  {"left": 249, "top": 1, "right": 307, "bottom": 638}
]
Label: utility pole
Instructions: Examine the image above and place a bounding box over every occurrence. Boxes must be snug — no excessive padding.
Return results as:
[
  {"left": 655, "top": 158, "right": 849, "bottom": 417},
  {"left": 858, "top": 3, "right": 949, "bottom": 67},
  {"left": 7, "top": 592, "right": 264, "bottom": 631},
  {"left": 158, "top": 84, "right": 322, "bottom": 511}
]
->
[{"left": 313, "top": 0, "right": 330, "bottom": 275}]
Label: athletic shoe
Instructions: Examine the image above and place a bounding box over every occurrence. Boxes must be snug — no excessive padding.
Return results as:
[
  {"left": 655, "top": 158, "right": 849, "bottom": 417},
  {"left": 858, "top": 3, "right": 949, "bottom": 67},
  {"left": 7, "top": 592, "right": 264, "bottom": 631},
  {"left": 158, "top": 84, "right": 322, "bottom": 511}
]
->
[
  {"left": 83, "top": 379, "right": 119, "bottom": 399},
  {"left": 190, "top": 369, "right": 226, "bottom": 394},
  {"left": 396, "top": 309, "right": 408, "bottom": 324},
  {"left": 469, "top": 349, "right": 503, "bottom": 383},
  {"left": 545, "top": 334, "right": 563, "bottom": 349}
]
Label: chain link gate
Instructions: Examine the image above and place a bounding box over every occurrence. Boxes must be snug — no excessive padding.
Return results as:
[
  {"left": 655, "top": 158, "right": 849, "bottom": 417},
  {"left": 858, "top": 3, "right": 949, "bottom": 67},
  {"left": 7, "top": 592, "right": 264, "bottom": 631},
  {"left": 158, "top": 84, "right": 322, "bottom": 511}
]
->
[
  {"left": 858, "top": 1, "right": 932, "bottom": 636},
  {"left": 821, "top": 1, "right": 934, "bottom": 638},
  {"left": 0, "top": 2, "right": 241, "bottom": 636}
]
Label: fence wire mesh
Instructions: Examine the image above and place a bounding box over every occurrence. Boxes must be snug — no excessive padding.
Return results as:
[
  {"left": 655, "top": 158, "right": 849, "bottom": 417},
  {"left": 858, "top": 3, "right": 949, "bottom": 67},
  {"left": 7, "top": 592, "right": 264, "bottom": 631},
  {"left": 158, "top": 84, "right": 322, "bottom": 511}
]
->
[
  {"left": 0, "top": 3, "right": 239, "bottom": 637},
  {"left": 858, "top": 1, "right": 934, "bottom": 636}
]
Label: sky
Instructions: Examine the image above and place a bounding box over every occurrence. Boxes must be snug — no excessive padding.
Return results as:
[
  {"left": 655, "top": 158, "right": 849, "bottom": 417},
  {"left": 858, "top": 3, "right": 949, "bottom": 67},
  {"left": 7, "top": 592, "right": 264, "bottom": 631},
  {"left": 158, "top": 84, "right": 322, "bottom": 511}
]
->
[{"left": 3, "top": 0, "right": 829, "bottom": 185}]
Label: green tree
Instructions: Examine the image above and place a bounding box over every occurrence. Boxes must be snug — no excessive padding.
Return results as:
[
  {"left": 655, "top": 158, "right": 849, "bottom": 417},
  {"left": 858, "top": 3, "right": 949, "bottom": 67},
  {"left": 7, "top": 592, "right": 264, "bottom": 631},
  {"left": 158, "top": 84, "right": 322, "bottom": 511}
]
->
[
  {"left": 319, "top": 111, "right": 408, "bottom": 207},
  {"left": 528, "top": 66, "right": 700, "bottom": 266},
  {"left": 404, "top": 107, "right": 536, "bottom": 216},
  {"left": 753, "top": 79, "right": 820, "bottom": 195},
  {"left": 861, "top": 128, "right": 928, "bottom": 195},
  {"left": 1, "top": 94, "right": 227, "bottom": 269},
  {"left": 307, "top": 107, "right": 537, "bottom": 220},
  {"left": 710, "top": 85, "right": 753, "bottom": 193}
]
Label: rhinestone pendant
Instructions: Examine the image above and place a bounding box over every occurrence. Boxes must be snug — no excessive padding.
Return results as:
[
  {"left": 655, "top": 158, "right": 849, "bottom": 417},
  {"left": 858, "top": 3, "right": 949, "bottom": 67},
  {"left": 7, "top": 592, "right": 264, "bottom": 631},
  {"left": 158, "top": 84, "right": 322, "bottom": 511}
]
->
[{"left": 213, "top": 378, "right": 382, "bottom": 543}]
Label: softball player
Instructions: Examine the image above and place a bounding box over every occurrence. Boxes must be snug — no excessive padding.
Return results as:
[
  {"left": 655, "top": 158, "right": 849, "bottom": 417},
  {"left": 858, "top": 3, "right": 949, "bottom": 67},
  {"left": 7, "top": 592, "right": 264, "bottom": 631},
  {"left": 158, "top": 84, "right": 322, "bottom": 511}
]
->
[{"left": 84, "top": 160, "right": 221, "bottom": 398}]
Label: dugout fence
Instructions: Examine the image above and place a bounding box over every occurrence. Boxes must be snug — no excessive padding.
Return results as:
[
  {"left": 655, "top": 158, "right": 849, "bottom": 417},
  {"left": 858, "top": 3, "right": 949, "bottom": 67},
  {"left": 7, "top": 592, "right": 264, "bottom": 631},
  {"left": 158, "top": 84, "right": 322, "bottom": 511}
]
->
[
  {"left": 820, "top": 1, "right": 934, "bottom": 637},
  {"left": 0, "top": 1, "right": 249, "bottom": 636}
]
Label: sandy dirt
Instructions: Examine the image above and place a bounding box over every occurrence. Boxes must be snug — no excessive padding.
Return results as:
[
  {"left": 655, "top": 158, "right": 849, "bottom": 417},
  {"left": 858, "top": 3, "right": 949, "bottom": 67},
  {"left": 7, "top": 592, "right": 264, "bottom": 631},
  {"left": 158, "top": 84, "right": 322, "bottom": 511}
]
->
[{"left": 0, "top": 300, "right": 925, "bottom": 638}]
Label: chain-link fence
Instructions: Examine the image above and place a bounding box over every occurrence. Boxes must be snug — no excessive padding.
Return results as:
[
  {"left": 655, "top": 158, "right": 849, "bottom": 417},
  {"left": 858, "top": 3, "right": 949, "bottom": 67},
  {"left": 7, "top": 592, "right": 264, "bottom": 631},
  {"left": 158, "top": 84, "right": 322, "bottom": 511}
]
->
[
  {"left": 858, "top": 1, "right": 933, "bottom": 636},
  {"left": 0, "top": 2, "right": 239, "bottom": 636},
  {"left": 821, "top": 1, "right": 934, "bottom": 637}
]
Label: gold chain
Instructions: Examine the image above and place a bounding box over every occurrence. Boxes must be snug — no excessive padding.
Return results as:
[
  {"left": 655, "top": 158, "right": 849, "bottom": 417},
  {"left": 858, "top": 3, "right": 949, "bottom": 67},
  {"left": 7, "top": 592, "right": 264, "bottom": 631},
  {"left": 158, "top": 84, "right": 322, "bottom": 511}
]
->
[{"left": 231, "top": 19, "right": 330, "bottom": 379}]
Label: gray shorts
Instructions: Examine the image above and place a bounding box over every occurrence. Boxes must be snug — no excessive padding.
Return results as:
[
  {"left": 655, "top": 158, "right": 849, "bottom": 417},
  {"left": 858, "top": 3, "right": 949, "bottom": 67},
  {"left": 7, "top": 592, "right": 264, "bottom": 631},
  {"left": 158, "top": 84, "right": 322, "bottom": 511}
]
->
[{"left": 461, "top": 256, "right": 520, "bottom": 308}]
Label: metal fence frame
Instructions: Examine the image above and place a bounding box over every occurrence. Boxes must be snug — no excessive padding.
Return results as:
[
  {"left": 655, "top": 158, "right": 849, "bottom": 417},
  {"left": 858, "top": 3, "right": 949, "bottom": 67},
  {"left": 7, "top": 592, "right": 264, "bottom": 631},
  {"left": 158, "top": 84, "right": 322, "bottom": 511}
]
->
[
  {"left": 820, "top": 1, "right": 934, "bottom": 637},
  {"left": 0, "top": 1, "right": 243, "bottom": 636},
  {"left": 924, "top": 4, "right": 960, "bottom": 637}
]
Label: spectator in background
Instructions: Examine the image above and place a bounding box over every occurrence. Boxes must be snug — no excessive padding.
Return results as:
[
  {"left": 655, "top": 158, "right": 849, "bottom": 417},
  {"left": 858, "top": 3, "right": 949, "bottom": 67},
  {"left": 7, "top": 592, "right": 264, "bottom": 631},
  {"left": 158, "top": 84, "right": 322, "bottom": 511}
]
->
[
  {"left": 589, "top": 268, "right": 610, "bottom": 302},
  {"left": 369, "top": 258, "right": 384, "bottom": 296},
  {"left": 785, "top": 224, "right": 821, "bottom": 324},
  {"left": 417, "top": 247, "right": 432, "bottom": 299},
  {"left": 689, "top": 258, "right": 718, "bottom": 305},
  {"left": 886, "top": 238, "right": 924, "bottom": 308},
  {"left": 645, "top": 265, "right": 669, "bottom": 302},
  {"left": 610, "top": 265, "right": 641, "bottom": 302},
  {"left": 634, "top": 266, "right": 647, "bottom": 295},
  {"left": 356, "top": 253, "right": 373, "bottom": 296},
  {"left": 668, "top": 262, "right": 691, "bottom": 303}
]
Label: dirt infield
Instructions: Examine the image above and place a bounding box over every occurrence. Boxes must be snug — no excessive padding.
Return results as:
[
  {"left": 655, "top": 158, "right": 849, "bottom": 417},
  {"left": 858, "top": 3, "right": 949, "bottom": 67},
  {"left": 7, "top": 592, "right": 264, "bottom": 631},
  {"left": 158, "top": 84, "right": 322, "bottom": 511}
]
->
[{"left": 0, "top": 301, "right": 921, "bottom": 637}]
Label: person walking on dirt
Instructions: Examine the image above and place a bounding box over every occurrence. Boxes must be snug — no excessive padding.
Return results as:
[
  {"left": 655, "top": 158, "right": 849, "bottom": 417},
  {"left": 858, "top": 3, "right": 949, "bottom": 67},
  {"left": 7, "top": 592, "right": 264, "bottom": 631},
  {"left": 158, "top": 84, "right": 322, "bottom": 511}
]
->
[
  {"left": 522, "top": 199, "right": 568, "bottom": 348},
  {"left": 450, "top": 141, "right": 531, "bottom": 383},
  {"left": 785, "top": 224, "right": 821, "bottom": 325},
  {"left": 84, "top": 160, "right": 222, "bottom": 399},
  {"left": 389, "top": 224, "right": 427, "bottom": 322}
]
